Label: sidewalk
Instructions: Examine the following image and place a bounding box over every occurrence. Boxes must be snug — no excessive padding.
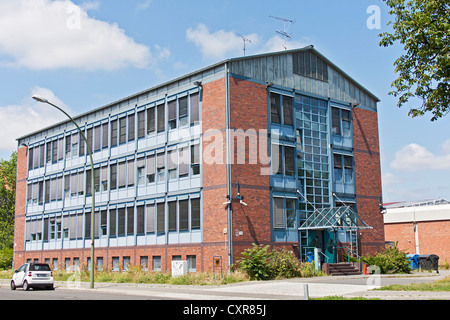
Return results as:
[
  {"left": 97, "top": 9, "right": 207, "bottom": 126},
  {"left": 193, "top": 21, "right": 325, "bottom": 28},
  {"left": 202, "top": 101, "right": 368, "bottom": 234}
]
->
[{"left": 2, "top": 270, "right": 449, "bottom": 300}]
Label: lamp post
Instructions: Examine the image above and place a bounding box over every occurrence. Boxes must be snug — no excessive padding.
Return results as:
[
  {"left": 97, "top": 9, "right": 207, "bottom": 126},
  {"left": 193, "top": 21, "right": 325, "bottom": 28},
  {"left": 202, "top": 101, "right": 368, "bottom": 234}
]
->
[{"left": 32, "top": 95, "right": 95, "bottom": 289}]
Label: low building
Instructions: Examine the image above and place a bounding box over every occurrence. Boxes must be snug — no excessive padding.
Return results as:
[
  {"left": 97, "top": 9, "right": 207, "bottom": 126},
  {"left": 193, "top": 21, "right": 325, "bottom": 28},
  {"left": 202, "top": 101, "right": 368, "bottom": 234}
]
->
[
  {"left": 13, "top": 46, "right": 384, "bottom": 272},
  {"left": 384, "top": 199, "right": 450, "bottom": 264}
]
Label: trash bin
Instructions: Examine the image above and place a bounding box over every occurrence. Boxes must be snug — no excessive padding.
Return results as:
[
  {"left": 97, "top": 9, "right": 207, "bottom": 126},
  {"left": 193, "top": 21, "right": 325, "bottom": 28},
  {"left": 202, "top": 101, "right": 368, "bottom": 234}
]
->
[
  {"left": 418, "top": 254, "right": 439, "bottom": 273},
  {"left": 306, "top": 252, "right": 314, "bottom": 263},
  {"left": 406, "top": 254, "right": 420, "bottom": 269}
]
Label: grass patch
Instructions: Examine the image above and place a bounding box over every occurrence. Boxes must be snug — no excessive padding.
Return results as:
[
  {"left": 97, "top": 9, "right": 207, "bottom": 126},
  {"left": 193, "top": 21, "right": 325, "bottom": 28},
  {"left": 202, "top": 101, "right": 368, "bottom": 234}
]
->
[
  {"left": 0, "top": 266, "right": 248, "bottom": 285},
  {"left": 313, "top": 295, "right": 380, "bottom": 300},
  {"left": 376, "top": 276, "right": 450, "bottom": 292}
]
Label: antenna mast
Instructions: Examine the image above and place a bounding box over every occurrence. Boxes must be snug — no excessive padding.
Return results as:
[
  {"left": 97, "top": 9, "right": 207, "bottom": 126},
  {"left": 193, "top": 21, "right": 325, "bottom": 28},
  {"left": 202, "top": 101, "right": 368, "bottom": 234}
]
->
[
  {"left": 269, "top": 15, "right": 295, "bottom": 50},
  {"left": 236, "top": 33, "right": 252, "bottom": 56}
]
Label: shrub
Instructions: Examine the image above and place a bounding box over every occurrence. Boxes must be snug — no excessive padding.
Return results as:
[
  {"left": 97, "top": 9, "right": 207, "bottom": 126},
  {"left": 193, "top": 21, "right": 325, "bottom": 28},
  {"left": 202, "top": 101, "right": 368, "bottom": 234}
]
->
[
  {"left": 0, "top": 248, "right": 13, "bottom": 270},
  {"left": 269, "top": 248, "right": 301, "bottom": 279},
  {"left": 236, "top": 244, "right": 324, "bottom": 280},
  {"left": 362, "top": 246, "right": 411, "bottom": 274},
  {"left": 237, "top": 244, "right": 273, "bottom": 280}
]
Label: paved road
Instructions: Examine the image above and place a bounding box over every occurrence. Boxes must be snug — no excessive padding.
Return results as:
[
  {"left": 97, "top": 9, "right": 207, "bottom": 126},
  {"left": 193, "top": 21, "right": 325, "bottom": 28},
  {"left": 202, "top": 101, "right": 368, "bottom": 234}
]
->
[{"left": 1, "top": 270, "right": 448, "bottom": 300}]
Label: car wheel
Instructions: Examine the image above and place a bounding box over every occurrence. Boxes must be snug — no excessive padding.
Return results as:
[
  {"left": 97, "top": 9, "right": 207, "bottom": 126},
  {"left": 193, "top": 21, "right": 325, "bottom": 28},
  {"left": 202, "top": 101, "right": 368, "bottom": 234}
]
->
[
  {"left": 10, "top": 280, "right": 16, "bottom": 290},
  {"left": 23, "top": 280, "right": 30, "bottom": 291},
  {"left": 46, "top": 285, "right": 54, "bottom": 290}
]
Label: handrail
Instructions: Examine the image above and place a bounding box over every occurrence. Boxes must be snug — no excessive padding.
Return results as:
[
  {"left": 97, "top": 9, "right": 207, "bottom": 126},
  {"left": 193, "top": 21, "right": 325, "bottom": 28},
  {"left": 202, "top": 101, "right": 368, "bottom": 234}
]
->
[{"left": 337, "top": 246, "right": 362, "bottom": 271}]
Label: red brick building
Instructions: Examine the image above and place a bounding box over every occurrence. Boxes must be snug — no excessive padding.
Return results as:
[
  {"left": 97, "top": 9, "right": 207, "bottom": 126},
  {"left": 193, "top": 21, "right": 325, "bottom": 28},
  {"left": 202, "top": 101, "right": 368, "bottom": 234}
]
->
[
  {"left": 384, "top": 200, "right": 450, "bottom": 264},
  {"left": 13, "top": 47, "right": 384, "bottom": 272}
]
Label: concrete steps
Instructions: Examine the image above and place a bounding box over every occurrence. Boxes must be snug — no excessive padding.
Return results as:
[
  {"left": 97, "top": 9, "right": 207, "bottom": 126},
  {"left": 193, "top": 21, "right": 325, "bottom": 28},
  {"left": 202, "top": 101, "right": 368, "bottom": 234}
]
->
[{"left": 326, "top": 263, "right": 362, "bottom": 276}]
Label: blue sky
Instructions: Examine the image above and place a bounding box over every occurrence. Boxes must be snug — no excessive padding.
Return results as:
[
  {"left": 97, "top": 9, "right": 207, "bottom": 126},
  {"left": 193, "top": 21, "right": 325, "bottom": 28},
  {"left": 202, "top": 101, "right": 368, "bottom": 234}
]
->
[{"left": 0, "top": 0, "right": 448, "bottom": 203}]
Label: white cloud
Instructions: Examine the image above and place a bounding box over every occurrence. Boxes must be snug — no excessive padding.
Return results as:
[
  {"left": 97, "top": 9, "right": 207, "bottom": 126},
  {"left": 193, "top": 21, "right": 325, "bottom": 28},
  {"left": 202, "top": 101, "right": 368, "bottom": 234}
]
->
[
  {"left": 260, "top": 35, "right": 306, "bottom": 53},
  {"left": 0, "top": 87, "right": 72, "bottom": 153},
  {"left": 186, "top": 23, "right": 308, "bottom": 61},
  {"left": 390, "top": 142, "right": 450, "bottom": 172},
  {"left": 186, "top": 24, "right": 260, "bottom": 60},
  {"left": 382, "top": 173, "right": 401, "bottom": 187},
  {"left": 0, "top": 0, "right": 156, "bottom": 70}
]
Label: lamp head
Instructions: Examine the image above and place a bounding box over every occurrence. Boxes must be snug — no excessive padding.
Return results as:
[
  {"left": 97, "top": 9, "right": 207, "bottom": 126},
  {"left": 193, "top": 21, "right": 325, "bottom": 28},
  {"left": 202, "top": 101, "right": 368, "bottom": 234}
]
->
[{"left": 32, "top": 95, "right": 49, "bottom": 103}]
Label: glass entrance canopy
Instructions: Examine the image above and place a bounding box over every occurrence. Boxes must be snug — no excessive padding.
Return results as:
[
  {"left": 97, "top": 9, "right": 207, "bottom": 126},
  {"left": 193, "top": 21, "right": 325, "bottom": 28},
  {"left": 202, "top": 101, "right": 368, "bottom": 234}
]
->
[{"left": 298, "top": 206, "right": 372, "bottom": 231}]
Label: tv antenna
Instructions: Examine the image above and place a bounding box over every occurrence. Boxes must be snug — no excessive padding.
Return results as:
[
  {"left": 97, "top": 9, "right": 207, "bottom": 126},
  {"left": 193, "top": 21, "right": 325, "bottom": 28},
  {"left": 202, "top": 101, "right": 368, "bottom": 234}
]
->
[
  {"left": 236, "top": 33, "right": 252, "bottom": 56},
  {"left": 269, "top": 15, "right": 295, "bottom": 50}
]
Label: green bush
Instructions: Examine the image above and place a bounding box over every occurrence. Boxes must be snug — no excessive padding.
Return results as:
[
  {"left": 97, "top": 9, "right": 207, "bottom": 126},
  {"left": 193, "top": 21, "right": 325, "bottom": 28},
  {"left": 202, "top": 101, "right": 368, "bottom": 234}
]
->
[
  {"left": 236, "top": 244, "right": 324, "bottom": 280},
  {"left": 362, "top": 246, "right": 411, "bottom": 274},
  {"left": 0, "top": 248, "right": 13, "bottom": 270},
  {"left": 237, "top": 244, "right": 273, "bottom": 280}
]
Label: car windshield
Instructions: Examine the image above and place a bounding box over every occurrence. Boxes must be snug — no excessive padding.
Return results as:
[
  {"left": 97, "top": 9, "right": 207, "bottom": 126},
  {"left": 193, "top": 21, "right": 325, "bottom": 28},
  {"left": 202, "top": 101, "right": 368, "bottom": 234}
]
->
[{"left": 29, "top": 264, "right": 51, "bottom": 271}]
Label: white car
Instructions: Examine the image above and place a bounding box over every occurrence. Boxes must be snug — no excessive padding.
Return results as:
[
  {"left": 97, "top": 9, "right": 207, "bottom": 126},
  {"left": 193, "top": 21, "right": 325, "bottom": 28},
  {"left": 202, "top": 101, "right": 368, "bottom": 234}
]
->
[{"left": 11, "top": 263, "right": 54, "bottom": 291}]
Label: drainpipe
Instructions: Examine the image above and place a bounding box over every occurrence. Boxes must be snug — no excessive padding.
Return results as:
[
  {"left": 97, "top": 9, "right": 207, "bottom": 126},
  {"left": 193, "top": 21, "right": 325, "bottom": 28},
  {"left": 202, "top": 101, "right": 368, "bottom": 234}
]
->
[{"left": 225, "top": 63, "right": 232, "bottom": 272}]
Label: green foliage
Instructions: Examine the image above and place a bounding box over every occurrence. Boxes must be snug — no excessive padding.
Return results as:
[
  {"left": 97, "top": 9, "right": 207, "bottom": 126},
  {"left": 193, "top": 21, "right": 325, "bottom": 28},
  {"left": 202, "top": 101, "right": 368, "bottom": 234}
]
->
[
  {"left": 0, "top": 152, "right": 17, "bottom": 252},
  {"left": 0, "top": 248, "right": 13, "bottom": 270},
  {"left": 236, "top": 244, "right": 324, "bottom": 280},
  {"left": 378, "top": 0, "right": 450, "bottom": 121},
  {"left": 237, "top": 244, "right": 273, "bottom": 280},
  {"left": 362, "top": 246, "right": 411, "bottom": 274}
]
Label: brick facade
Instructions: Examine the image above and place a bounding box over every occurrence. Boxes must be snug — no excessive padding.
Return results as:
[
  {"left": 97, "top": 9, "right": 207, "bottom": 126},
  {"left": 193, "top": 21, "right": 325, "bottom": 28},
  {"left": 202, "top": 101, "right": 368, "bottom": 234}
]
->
[
  {"left": 353, "top": 107, "right": 385, "bottom": 255},
  {"left": 13, "top": 48, "right": 384, "bottom": 272}
]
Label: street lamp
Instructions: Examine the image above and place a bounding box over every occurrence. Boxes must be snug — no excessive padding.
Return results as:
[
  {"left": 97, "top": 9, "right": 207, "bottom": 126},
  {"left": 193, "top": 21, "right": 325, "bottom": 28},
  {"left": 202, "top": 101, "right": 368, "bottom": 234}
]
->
[{"left": 32, "top": 95, "right": 96, "bottom": 289}]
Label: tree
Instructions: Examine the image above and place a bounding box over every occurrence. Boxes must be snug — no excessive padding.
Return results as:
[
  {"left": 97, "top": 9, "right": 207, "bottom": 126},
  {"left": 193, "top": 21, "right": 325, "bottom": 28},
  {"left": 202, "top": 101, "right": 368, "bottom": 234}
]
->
[
  {"left": 0, "top": 152, "right": 17, "bottom": 251},
  {"left": 379, "top": 0, "right": 450, "bottom": 121}
]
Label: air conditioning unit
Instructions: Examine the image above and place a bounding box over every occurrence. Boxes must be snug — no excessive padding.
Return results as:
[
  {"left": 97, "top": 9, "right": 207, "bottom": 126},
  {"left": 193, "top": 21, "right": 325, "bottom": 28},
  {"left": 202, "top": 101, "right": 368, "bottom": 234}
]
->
[{"left": 172, "top": 260, "right": 188, "bottom": 277}]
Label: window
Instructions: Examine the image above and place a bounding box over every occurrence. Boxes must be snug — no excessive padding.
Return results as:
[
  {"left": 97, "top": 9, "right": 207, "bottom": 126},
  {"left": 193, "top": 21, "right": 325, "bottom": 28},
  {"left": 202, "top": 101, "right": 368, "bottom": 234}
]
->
[
  {"left": 190, "top": 93, "right": 199, "bottom": 125},
  {"left": 127, "top": 207, "right": 134, "bottom": 235},
  {"left": 191, "top": 198, "right": 200, "bottom": 230},
  {"left": 168, "top": 100, "right": 177, "bottom": 129},
  {"left": 128, "top": 114, "right": 135, "bottom": 142},
  {"left": 94, "top": 125, "right": 101, "bottom": 151},
  {"left": 146, "top": 155, "right": 155, "bottom": 183},
  {"left": 286, "top": 198, "right": 296, "bottom": 228},
  {"left": 137, "top": 158, "right": 145, "bottom": 185},
  {"left": 110, "top": 164, "right": 117, "bottom": 190},
  {"left": 273, "top": 197, "right": 296, "bottom": 229},
  {"left": 157, "top": 152, "right": 165, "bottom": 182},
  {"left": 331, "top": 107, "right": 352, "bottom": 137},
  {"left": 119, "top": 117, "right": 127, "bottom": 144},
  {"left": 100, "top": 210, "right": 107, "bottom": 236},
  {"left": 102, "top": 123, "right": 109, "bottom": 149},
  {"left": 284, "top": 146, "right": 295, "bottom": 176},
  {"left": 283, "top": 95, "right": 293, "bottom": 126},
  {"left": 101, "top": 166, "right": 108, "bottom": 191},
  {"left": 270, "top": 93, "right": 281, "bottom": 124},
  {"left": 127, "top": 159, "right": 135, "bottom": 186},
  {"left": 94, "top": 168, "right": 100, "bottom": 193},
  {"left": 72, "top": 133, "right": 79, "bottom": 157},
  {"left": 293, "top": 50, "right": 328, "bottom": 82},
  {"left": 65, "top": 136, "right": 71, "bottom": 158},
  {"left": 157, "top": 202, "right": 165, "bottom": 234},
  {"left": 118, "top": 208, "right": 125, "bottom": 236},
  {"left": 137, "top": 205, "right": 144, "bottom": 234},
  {"left": 191, "top": 144, "right": 200, "bottom": 175},
  {"left": 153, "top": 256, "right": 161, "bottom": 271},
  {"left": 87, "top": 128, "right": 93, "bottom": 153},
  {"left": 179, "top": 96, "right": 188, "bottom": 127},
  {"left": 273, "top": 197, "right": 284, "bottom": 229},
  {"left": 147, "top": 107, "right": 155, "bottom": 134},
  {"left": 271, "top": 144, "right": 282, "bottom": 175},
  {"left": 109, "top": 209, "right": 116, "bottom": 237},
  {"left": 168, "top": 150, "right": 177, "bottom": 180},
  {"left": 140, "top": 256, "right": 148, "bottom": 271},
  {"left": 112, "top": 257, "right": 119, "bottom": 271},
  {"left": 168, "top": 201, "right": 177, "bottom": 232},
  {"left": 157, "top": 103, "right": 165, "bottom": 133},
  {"left": 137, "top": 110, "right": 145, "bottom": 139},
  {"left": 118, "top": 162, "right": 126, "bottom": 188},
  {"left": 179, "top": 199, "right": 189, "bottom": 231},
  {"left": 123, "top": 256, "right": 131, "bottom": 270},
  {"left": 187, "top": 255, "right": 196, "bottom": 272},
  {"left": 111, "top": 120, "right": 118, "bottom": 147},
  {"left": 179, "top": 147, "right": 189, "bottom": 178},
  {"left": 146, "top": 204, "right": 155, "bottom": 234}
]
